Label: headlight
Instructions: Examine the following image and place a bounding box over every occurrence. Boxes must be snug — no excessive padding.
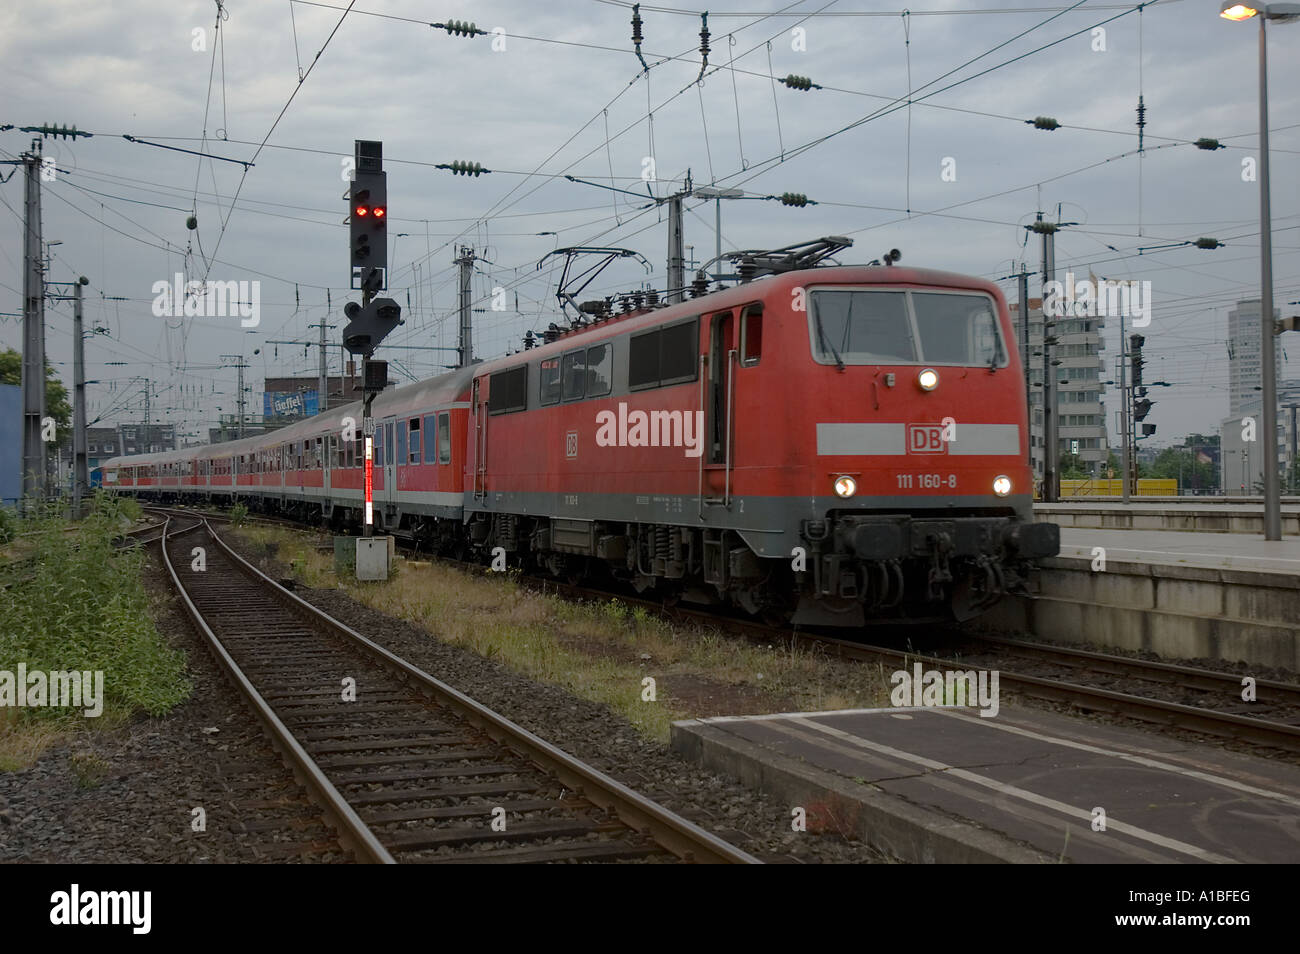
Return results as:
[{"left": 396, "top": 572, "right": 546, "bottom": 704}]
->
[
  {"left": 834, "top": 475, "right": 857, "bottom": 498},
  {"left": 917, "top": 368, "right": 939, "bottom": 391},
  {"left": 993, "top": 475, "right": 1012, "bottom": 496}
]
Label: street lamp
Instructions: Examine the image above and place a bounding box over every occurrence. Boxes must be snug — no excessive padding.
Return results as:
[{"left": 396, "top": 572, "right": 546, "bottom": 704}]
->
[
  {"left": 694, "top": 186, "right": 745, "bottom": 284},
  {"left": 1220, "top": 0, "right": 1300, "bottom": 539}
]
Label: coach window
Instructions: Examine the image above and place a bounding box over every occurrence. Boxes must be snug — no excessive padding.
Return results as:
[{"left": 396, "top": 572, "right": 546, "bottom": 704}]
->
[
  {"left": 408, "top": 417, "right": 421, "bottom": 463},
  {"left": 740, "top": 303, "right": 763, "bottom": 367},
  {"left": 423, "top": 415, "right": 437, "bottom": 463},
  {"left": 586, "top": 343, "right": 612, "bottom": 396},
  {"left": 374, "top": 426, "right": 383, "bottom": 467},
  {"left": 438, "top": 412, "right": 451, "bottom": 464},
  {"left": 336, "top": 435, "right": 346, "bottom": 469},
  {"left": 397, "top": 420, "right": 408, "bottom": 466},
  {"left": 488, "top": 365, "right": 528, "bottom": 415},
  {"left": 539, "top": 357, "right": 561, "bottom": 406},
  {"left": 561, "top": 349, "right": 586, "bottom": 401}
]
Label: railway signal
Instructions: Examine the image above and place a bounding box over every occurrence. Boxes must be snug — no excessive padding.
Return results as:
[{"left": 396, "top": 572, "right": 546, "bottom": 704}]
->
[
  {"left": 349, "top": 140, "right": 387, "bottom": 292},
  {"left": 347, "top": 140, "right": 392, "bottom": 540},
  {"left": 342, "top": 298, "right": 402, "bottom": 356},
  {"left": 1130, "top": 334, "right": 1145, "bottom": 388}
]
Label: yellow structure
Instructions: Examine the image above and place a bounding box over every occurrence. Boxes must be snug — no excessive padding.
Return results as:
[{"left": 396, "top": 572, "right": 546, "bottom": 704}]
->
[{"left": 1057, "top": 478, "right": 1178, "bottom": 497}]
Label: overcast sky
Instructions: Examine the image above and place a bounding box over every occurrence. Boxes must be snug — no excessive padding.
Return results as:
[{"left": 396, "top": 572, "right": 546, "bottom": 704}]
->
[{"left": 1, "top": 0, "right": 1297, "bottom": 445}]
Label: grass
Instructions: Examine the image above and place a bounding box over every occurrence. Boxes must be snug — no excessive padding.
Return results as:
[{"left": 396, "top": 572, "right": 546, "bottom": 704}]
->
[
  {"left": 0, "top": 493, "right": 192, "bottom": 769},
  {"left": 236, "top": 524, "right": 895, "bottom": 742}
]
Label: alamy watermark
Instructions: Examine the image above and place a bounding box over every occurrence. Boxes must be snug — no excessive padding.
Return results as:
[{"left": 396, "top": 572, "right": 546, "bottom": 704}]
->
[
  {"left": 890, "top": 663, "right": 999, "bottom": 718},
  {"left": 0, "top": 665, "right": 104, "bottom": 717},
  {"left": 1042, "top": 271, "right": 1151, "bottom": 327},
  {"left": 594, "top": 403, "right": 704, "bottom": 458},
  {"left": 50, "top": 884, "right": 150, "bottom": 934},
  {"left": 151, "top": 273, "right": 260, "bottom": 327}
]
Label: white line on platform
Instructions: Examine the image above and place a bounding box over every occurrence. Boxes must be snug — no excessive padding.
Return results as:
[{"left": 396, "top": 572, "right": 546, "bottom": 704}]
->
[
  {"left": 1060, "top": 545, "right": 1300, "bottom": 571},
  {"left": 930, "top": 709, "right": 1300, "bottom": 808},
  {"left": 788, "top": 716, "right": 1239, "bottom": 863}
]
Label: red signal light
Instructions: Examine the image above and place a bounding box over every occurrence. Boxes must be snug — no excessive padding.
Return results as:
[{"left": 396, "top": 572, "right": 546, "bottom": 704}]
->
[
  {"left": 373, "top": 207, "right": 386, "bottom": 219},
  {"left": 355, "top": 205, "right": 369, "bottom": 217}
]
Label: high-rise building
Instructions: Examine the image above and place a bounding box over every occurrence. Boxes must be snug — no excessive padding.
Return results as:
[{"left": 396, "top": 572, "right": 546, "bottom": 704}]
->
[
  {"left": 1227, "top": 299, "right": 1281, "bottom": 420},
  {"left": 1009, "top": 296, "right": 1109, "bottom": 478},
  {"left": 1220, "top": 299, "right": 1289, "bottom": 493}
]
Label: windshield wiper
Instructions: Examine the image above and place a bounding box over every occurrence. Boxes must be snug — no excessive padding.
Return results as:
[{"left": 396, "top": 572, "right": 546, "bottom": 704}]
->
[{"left": 814, "top": 309, "right": 845, "bottom": 372}]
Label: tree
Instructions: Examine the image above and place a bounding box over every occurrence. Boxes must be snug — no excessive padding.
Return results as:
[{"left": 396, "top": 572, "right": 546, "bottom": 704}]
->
[
  {"left": 1150, "top": 446, "right": 1216, "bottom": 492},
  {"left": 1058, "top": 453, "right": 1090, "bottom": 480},
  {"left": 0, "top": 348, "right": 71, "bottom": 435}
]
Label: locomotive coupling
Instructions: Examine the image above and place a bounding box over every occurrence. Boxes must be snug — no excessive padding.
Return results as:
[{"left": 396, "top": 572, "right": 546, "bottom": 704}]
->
[{"left": 833, "top": 514, "right": 1058, "bottom": 561}]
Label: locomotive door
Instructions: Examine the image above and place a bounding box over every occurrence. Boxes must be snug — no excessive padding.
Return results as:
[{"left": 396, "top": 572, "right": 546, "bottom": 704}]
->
[{"left": 702, "top": 309, "right": 736, "bottom": 507}]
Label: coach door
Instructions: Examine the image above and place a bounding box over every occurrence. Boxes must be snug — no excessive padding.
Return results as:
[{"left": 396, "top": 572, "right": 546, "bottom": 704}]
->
[
  {"left": 381, "top": 417, "right": 397, "bottom": 508},
  {"left": 323, "top": 437, "right": 332, "bottom": 497},
  {"left": 702, "top": 309, "right": 736, "bottom": 507},
  {"left": 471, "top": 376, "right": 487, "bottom": 500}
]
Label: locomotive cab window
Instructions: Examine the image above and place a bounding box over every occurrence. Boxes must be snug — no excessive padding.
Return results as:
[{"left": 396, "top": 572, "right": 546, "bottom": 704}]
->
[
  {"left": 912, "top": 292, "right": 1005, "bottom": 367},
  {"left": 808, "top": 288, "right": 1005, "bottom": 368},
  {"left": 488, "top": 366, "right": 528, "bottom": 415}
]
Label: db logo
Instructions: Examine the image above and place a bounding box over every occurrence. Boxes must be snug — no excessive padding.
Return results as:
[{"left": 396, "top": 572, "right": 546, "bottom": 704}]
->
[
  {"left": 906, "top": 424, "right": 947, "bottom": 454},
  {"left": 565, "top": 430, "right": 578, "bottom": 459}
]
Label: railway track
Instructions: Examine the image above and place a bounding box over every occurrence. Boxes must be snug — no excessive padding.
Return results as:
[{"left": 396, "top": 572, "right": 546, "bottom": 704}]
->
[
  {"left": 542, "top": 583, "right": 1300, "bottom": 754},
  {"left": 147, "top": 504, "right": 1300, "bottom": 754},
  {"left": 156, "top": 513, "right": 758, "bottom": 864}
]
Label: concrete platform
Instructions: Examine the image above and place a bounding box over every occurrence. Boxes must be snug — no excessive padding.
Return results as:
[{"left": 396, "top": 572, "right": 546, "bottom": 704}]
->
[
  {"left": 1036, "top": 500, "right": 1300, "bottom": 536},
  {"left": 1058, "top": 527, "right": 1300, "bottom": 575},
  {"left": 671, "top": 706, "right": 1300, "bottom": 864},
  {"left": 976, "top": 527, "right": 1300, "bottom": 669}
]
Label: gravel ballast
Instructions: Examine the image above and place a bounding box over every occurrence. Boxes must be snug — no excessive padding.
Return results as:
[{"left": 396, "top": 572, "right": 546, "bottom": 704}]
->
[{"left": 0, "top": 553, "right": 345, "bottom": 864}]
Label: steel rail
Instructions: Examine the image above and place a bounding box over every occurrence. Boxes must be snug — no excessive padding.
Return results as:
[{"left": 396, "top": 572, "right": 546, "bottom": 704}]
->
[
  {"left": 970, "top": 634, "right": 1300, "bottom": 702},
  {"left": 160, "top": 516, "right": 397, "bottom": 863},
  {"left": 201, "top": 518, "right": 759, "bottom": 864}
]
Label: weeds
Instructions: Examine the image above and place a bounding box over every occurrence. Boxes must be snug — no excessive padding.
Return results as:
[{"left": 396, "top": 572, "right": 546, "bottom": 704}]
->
[
  {"left": 0, "top": 493, "right": 191, "bottom": 726},
  {"left": 233, "top": 524, "right": 894, "bottom": 742}
]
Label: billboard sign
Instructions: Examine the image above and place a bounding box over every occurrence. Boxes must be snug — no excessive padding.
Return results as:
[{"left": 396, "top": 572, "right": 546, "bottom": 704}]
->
[{"left": 264, "top": 389, "right": 318, "bottom": 418}]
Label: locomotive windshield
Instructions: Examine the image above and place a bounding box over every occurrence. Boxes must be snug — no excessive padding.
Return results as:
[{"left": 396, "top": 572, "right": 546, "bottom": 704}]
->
[{"left": 809, "top": 288, "right": 1006, "bottom": 367}]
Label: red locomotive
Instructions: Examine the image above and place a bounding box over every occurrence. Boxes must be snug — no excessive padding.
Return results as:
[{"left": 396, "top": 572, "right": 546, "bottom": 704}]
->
[{"left": 104, "top": 242, "right": 1057, "bottom": 625}]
